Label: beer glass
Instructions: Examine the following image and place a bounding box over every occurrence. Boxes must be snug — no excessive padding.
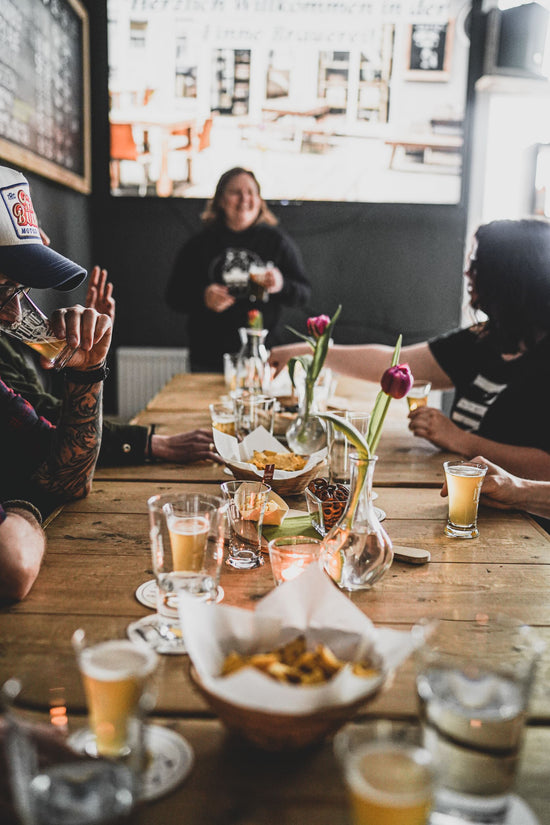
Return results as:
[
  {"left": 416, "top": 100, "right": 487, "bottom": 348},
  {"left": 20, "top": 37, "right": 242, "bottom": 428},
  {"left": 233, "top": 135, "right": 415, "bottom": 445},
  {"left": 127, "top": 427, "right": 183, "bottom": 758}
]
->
[
  {"left": 407, "top": 380, "right": 432, "bottom": 412},
  {"left": 209, "top": 401, "right": 236, "bottom": 436},
  {"left": 0, "top": 291, "right": 76, "bottom": 369},
  {"left": 147, "top": 493, "right": 226, "bottom": 650},
  {"left": 444, "top": 459, "right": 487, "bottom": 538},
  {"left": 234, "top": 393, "right": 275, "bottom": 440},
  {"left": 72, "top": 630, "right": 158, "bottom": 762},
  {"left": 327, "top": 410, "right": 370, "bottom": 485},
  {"left": 335, "top": 720, "right": 435, "bottom": 825}
]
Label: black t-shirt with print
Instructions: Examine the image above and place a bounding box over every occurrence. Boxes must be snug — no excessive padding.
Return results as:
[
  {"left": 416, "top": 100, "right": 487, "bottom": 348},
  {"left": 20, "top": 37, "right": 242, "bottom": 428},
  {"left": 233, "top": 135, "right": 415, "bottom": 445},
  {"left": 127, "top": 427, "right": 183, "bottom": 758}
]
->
[{"left": 429, "top": 326, "right": 550, "bottom": 452}]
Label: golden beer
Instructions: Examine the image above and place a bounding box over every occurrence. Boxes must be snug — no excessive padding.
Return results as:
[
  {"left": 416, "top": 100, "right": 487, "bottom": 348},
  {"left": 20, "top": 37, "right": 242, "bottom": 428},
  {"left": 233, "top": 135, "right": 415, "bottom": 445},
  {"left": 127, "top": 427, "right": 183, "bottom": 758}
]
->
[
  {"left": 25, "top": 338, "right": 67, "bottom": 362},
  {"left": 79, "top": 640, "right": 157, "bottom": 757},
  {"left": 347, "top": 746, "right": 433, "bottom": 825},
  {"left": 168, "top": 514, "right": 209, "bottom": 571},
  {"left": 407, "top": 395, "right": 428, "bottom": 412},
  {"left": 444, "top": 461, "right": 487, "bottom": 538},
  {"left": 212, "top": 417, "right": 236, "bottom": 436}
]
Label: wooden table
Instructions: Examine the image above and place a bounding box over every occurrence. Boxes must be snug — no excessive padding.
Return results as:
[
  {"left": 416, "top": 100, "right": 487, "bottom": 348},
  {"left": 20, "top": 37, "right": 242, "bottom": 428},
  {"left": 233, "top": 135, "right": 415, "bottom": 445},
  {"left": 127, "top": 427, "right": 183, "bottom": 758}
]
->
[{"left": 2, "top": 373, "right": 549, "bottom": 823}]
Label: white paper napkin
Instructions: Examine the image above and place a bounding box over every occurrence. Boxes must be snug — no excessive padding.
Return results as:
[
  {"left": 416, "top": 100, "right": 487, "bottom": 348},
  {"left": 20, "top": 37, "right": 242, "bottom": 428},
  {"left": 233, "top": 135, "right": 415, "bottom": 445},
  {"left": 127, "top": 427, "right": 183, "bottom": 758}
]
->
[
  {"left": 178, "top": 565, "right": 419, "bottom": 714},
  {"left": 213, "top": 425, "right": 327, "bottom": 479}
]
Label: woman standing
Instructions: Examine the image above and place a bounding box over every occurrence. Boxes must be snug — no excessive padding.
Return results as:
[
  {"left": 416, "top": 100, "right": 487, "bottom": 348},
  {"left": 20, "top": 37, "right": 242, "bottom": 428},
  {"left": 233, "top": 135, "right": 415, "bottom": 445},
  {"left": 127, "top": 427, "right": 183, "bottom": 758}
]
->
[{"left": 166, "top": 167, "right": 311, "bottom": 371}]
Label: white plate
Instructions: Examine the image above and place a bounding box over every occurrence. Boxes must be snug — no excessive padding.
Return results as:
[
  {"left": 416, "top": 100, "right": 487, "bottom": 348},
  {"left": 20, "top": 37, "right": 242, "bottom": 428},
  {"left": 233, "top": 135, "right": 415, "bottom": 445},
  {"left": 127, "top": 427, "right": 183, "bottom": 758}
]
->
[
  {"left": 430, "top": 796, "right": 540, "bottom": 825},
  {"left": 135, "top": 580, "right": 224, "bottom": 610},
  {"left": 69, "top": 725, "right": 194, "bottom": 802}
]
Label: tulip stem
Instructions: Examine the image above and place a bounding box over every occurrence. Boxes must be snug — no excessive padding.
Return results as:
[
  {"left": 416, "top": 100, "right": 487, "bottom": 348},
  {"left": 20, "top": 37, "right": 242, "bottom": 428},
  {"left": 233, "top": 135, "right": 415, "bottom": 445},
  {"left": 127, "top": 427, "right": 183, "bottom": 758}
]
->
[{"left": 368, "top": 392, "right": 391, "bottom": 455}]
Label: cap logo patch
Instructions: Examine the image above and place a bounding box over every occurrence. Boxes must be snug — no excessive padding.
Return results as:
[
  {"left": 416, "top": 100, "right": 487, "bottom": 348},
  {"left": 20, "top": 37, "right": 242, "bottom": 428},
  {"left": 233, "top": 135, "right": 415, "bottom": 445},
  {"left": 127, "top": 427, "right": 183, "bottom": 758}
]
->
[{"left": 1, "top": 183, "right": 40, "bottom": 241}]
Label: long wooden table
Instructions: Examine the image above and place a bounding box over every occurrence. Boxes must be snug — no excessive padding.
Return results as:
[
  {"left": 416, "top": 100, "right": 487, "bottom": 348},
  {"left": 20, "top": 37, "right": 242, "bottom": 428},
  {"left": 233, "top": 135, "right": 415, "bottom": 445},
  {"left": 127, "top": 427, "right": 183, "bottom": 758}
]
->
[{"left": 2, "top": 373, "right": 550, "bottom": 823}]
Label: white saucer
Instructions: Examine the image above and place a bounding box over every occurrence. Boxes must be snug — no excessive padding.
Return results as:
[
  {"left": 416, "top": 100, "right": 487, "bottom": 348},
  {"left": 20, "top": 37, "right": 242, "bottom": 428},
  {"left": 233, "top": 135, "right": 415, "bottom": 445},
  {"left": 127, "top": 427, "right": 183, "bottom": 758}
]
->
[
  {"left": 69, "top": 725, "right": 194, "bottom": 802},
  {"left": 127, "top": 614, "right": 187, "bottom": 656},
  {"left": 135, "top": 580, "right": 224, "bottom": 610},
  {"left": 430, "top": 796, "right": 539, "bottom": 825}
]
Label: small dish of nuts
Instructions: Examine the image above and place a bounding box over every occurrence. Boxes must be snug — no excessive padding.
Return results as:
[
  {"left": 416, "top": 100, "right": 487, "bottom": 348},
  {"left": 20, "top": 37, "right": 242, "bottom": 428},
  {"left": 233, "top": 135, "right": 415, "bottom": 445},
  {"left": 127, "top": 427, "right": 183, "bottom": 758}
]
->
[{"left": 305, "top": 478, "right": 349, "bottom": 536}]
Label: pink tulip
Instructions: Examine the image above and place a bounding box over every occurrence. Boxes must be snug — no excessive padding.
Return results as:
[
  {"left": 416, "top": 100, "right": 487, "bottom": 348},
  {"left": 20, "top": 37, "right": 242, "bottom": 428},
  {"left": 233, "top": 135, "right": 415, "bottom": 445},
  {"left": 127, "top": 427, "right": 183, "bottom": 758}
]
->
[
  {"left": 307, "top": 314, "right": 331, "bottom": 338},
  {"left": 381, "top": 364, "right": 413, "bottom": 399},
  {"left": 248, "top": 309, "right": 263, "bottom": 329}
]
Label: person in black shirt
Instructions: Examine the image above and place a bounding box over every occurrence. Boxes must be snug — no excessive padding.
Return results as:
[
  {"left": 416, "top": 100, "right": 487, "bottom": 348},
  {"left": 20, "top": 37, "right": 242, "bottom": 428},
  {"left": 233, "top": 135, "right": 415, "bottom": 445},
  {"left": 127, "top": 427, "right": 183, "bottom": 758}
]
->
[{"left": 166, "top": 167, "right": 311, "bottom": 371}]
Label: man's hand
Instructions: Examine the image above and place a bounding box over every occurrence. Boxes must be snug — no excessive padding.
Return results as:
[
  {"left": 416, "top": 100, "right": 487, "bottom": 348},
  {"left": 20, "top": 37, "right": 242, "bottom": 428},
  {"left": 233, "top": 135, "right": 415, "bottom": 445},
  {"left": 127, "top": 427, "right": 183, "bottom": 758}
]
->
[
  {"left": 49, "top": 305, "right": 112, "bottom": 371},
  {"left": 150, "top": 429, "right": 224, "bottom": 464},
  {"left": 204, "top": 284, "right": 235, "bottom": 313},
  {"left": 86, "top": 266, "right": 115, "bottom": 323},
  {"left": 441, "top": 456, "right": 521, "bottom": 511},
  {"left": 408, "top": 406, "right": 464, "bottom": 451}
]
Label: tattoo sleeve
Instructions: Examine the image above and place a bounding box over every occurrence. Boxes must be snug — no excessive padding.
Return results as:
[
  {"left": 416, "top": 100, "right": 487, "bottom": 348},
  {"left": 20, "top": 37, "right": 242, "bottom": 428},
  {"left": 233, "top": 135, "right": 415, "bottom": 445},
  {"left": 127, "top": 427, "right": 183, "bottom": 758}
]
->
[{"left": 32, "top": 379, "right": 103, "bottom": 500}]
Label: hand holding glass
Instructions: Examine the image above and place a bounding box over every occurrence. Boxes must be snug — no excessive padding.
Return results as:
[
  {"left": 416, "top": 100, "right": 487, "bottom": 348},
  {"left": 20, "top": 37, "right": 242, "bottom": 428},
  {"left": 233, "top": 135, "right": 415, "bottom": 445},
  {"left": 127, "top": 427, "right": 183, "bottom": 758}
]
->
[
  {"left": 0, "top": 292, "right": 76, "bottom": 369},
  {"left": 407, "top": 381, "right": 432, "bottom": 412}
]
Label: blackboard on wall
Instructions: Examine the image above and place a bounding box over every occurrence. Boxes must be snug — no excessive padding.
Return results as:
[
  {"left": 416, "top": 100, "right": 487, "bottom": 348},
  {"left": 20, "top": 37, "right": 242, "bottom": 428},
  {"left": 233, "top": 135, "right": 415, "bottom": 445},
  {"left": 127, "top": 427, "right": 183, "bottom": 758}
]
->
[{"left": 0, "top": 0, "right": 91, "bottom": 193}]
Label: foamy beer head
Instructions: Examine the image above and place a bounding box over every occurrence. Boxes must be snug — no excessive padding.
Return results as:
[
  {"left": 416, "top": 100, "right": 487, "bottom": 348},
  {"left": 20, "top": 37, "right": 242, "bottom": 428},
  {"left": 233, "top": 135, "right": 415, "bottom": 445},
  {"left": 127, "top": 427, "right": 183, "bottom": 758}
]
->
[{"left": 79, "top": 639, "right": 158, "bottom": 757}]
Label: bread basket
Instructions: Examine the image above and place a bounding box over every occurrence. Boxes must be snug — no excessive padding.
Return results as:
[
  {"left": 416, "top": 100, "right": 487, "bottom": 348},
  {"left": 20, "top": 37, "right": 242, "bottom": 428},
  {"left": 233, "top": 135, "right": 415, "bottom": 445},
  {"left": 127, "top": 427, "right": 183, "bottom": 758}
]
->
[
  {"left": 224, "top": 459, "right": 326, "bottom": 497},
  {"left": 189, "top": 664, "right": 384, "bottom": 751}
]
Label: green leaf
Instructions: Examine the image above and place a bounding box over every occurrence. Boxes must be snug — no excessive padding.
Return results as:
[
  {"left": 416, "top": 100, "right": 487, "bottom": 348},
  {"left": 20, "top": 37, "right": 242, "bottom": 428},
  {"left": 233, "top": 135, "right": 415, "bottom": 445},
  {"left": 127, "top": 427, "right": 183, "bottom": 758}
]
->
[
  {"left": 391, "top": 334, "right": 402, "bottom": 367},
  {"left": 318, "top": 412, "right": 370, "bottom": 460},
  {"left": 285, "top": 326, "right": 315, "bottom": 348}
]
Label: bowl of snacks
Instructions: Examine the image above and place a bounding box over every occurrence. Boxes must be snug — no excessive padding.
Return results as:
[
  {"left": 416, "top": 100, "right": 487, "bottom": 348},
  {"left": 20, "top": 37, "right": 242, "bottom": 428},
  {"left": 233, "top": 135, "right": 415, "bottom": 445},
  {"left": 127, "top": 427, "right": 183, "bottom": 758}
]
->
[
  {"left": 213, "top": 426, "right": 327, "bottom": 496},
  {"left": 180, "top": 566, "right": 419, "bottom": 751},
  {"left": 305, "top": 478, "right": 349, "bottom": 536}
]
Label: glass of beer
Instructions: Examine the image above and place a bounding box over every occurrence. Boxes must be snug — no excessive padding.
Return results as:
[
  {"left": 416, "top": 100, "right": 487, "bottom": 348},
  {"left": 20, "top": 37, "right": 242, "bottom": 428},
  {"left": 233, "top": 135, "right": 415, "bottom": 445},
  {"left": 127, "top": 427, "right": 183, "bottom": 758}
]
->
[
  {"left": 407, "top": 380, "right": 432, "bottom": 412},
  {"left": 444, "top": 459, "right": 487, "bottom": 538},
  {"left": 0, "top": 291, "right": 76, "bottom": 369},
  {"left": 248, "top": 263, "right": 268, "bottom": 302},
  {"left": 209, "top": 401, "right": 236, "bottom": 436},
  {"left": 147, "top": 493, "right": 226, "bottom": 651},
  {"left": 72, "top": 629, "right": 158, "bottom": 761},
  {"left": 336, "top": 720, "right": 435, "bottom": 825}
]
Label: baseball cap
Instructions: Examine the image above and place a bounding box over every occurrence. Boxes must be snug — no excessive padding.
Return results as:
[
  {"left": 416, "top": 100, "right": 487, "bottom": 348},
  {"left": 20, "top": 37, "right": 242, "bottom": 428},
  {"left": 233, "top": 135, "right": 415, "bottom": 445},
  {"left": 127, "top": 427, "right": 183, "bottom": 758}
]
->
[{"left": 0, "top": 166, "right": 86, "bottom": 291}]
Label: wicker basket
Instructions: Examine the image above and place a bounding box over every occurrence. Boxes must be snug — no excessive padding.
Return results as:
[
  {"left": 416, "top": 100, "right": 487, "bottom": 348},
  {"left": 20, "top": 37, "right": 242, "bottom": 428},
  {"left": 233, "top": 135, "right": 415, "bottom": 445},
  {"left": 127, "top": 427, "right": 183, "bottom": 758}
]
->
[
  {"left": 189, "top": 665, "right": 384, "bottom": 751},
  {"left": 224, "top": 459, "right": 327, "bottom": 497}
]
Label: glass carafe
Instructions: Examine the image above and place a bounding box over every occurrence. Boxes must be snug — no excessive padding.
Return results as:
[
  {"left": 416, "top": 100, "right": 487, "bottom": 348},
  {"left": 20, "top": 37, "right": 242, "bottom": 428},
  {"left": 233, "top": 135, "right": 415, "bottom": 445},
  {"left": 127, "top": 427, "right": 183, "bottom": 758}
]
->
[
  {"left": 236, "top": 327, "right": 270, "bottom": 393},
  {"left": 321, "top": 454, "right": 393, "bottom": 590}
]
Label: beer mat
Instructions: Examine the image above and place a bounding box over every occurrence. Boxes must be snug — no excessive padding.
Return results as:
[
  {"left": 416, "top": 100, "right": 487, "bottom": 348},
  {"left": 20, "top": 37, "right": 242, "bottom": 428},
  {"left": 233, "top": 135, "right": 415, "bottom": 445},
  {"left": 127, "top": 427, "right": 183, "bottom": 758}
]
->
[
  {"left": 430, "top": 797, "right": 539, "bottom": 825},
  {"left": 69, "top": 725, "right": 194, "bottom": 802},
  {"left": 393, "top": 546, "right": 430, "bottom": 565},
  {"left": 135, "top": 580, "right": 224, "bottom": 610},
  {"left": 127, "top": 615, "right": 187, "bottom": 656}
]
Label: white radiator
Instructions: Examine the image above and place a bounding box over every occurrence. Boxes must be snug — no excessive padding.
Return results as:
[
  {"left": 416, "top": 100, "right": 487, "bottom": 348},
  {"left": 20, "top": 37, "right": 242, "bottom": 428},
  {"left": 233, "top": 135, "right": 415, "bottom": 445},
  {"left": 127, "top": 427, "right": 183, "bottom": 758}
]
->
[{"left": 116, "top": 346, "right": 190, "bottom": 419}]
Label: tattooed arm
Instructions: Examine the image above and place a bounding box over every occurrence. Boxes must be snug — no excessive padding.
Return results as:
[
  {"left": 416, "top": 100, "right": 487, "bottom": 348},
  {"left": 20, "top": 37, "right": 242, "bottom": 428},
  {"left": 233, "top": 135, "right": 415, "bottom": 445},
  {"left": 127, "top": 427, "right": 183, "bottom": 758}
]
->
[{"left": 31, "top": 306, "right": 112, "bottom": 500}]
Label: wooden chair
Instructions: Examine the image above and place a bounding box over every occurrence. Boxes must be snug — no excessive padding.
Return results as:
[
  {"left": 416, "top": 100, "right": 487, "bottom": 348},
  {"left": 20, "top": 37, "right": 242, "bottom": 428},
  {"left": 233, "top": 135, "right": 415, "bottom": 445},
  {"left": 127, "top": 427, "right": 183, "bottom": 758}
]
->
[
  {"left": 170, "top": 117, "right": 213, "bottom": 184},
  {"left": 110, "top": 123, "right": 152, "bottom": 195}
]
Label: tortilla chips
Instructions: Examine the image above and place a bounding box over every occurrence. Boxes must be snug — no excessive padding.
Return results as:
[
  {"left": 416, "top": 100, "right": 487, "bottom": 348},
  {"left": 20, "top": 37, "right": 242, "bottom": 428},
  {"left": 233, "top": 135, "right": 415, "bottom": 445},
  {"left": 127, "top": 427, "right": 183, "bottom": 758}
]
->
[
  {"left": 220, "top": 634, "right": 378, "bottom": 685},
  {"left": 251, "top": 449, "right": 307, "bottom": 472}
]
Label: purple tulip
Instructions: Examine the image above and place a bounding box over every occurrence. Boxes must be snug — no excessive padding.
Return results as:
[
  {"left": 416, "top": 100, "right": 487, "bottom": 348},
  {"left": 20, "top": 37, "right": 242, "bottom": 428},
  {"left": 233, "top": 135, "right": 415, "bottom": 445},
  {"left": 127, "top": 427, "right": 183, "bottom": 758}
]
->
[
  {"left": 307, "top": 314, "right": 331, "bottom": 338},
  {"left": 381, "top": 364, "right": 413, "bottom": 399}
]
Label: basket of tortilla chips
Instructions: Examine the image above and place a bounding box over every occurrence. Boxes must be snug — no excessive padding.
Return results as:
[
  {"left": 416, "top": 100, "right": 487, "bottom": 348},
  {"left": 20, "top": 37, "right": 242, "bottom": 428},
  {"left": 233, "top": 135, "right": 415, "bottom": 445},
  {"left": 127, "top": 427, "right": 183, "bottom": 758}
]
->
[{"left": 213, "top": 426, "right": 326, "bottom": 496}]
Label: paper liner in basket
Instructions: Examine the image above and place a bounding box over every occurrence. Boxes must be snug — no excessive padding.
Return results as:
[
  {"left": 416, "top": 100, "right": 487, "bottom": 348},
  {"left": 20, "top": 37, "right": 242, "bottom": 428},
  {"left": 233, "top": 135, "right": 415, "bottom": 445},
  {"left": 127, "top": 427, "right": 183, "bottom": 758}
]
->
[
  {"left": 178, "top": 565, "right": 419, "bottom": 715},
  {"left": 213, "top": 426, "right": 326, "bottom": 480}
]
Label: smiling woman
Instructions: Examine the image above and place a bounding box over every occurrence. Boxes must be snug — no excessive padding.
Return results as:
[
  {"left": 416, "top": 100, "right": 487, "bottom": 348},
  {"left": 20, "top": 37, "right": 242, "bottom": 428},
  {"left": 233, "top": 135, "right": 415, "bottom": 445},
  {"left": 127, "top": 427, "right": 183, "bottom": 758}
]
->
[{"left": 165, "top": 167, "right": 311, "bottom": 372}]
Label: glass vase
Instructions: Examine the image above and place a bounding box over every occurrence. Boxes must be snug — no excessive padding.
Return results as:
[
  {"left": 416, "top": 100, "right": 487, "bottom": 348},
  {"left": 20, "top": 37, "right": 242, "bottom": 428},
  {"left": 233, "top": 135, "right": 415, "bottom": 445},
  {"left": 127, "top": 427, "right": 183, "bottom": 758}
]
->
[
  {"left": 236, "top": 327, "right": 270, "bottom": 393},
  {"left": 321, "top": 454, "right": 393, "bottom": 590},
  {"left": 285, "top": 379, "right": 327, "bottom": 455}
]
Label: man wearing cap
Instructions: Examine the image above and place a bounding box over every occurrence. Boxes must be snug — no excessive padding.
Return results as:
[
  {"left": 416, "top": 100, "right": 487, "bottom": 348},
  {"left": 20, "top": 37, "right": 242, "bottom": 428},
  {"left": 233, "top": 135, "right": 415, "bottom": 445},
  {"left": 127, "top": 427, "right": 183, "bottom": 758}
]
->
[{"left": 0, "top": 165, "right": 111, "bottom": 600}]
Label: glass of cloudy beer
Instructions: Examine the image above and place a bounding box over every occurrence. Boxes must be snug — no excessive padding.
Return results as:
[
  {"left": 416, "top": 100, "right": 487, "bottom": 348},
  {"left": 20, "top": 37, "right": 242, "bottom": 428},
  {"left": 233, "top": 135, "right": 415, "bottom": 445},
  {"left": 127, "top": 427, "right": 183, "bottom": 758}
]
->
[
  {"left": 444, "top": 459, "right": 487, "bottom": 538},
  {"left": 0, "top": 291, "right": 76, "bottom": 369},
  {"left": 72, "top": 629, "right": 158, "bottom": 762},
  {"left": 147, "top": 492, "right": 226, "bottom": 651},
  {"left": 406, "top": 380, "right": 432, "bottom": 412}
]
